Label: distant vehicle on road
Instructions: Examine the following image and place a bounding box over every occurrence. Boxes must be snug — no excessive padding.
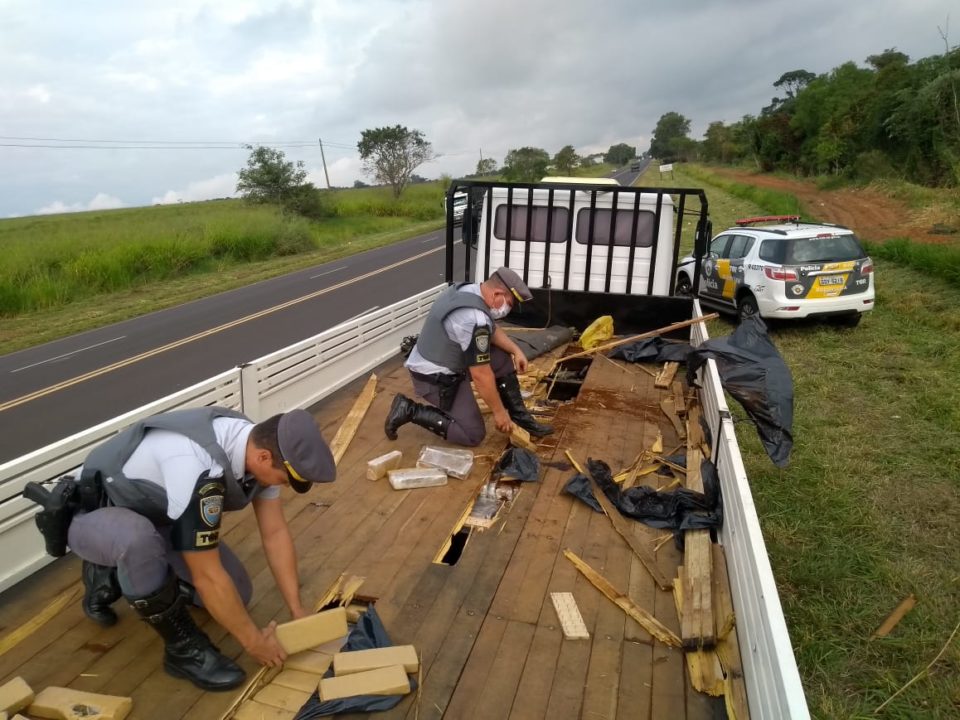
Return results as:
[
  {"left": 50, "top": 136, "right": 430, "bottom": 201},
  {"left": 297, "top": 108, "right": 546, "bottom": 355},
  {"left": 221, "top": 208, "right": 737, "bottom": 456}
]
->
[
  {"left": 444, "top": 190, "right": 469, "bottom": 225},
  {"left": 629, "top": 159, "right": 642, "bottom": 171},
  {"left": 676, "top": 215, "right": 875, "bottom": 326}
]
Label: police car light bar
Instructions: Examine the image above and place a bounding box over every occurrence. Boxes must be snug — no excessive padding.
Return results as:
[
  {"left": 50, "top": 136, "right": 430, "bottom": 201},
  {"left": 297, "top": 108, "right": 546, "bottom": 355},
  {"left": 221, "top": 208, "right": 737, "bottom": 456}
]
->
[{"left": 735, "top": 215, "right": 801, "bottom": 226}]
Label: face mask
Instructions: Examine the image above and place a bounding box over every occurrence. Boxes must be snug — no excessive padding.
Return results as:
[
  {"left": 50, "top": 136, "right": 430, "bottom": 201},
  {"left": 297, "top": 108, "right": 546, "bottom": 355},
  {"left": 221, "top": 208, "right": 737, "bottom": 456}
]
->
[{"left": 490, "top": 298, "right": 511, "bottom": 320}]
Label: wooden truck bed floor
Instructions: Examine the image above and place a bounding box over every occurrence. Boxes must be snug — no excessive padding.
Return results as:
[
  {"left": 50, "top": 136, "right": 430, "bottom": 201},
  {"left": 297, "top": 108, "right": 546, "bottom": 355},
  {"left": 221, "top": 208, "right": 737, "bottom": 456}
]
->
[{"left": 0, "top": 346, "right": 734, "bottom": 720}]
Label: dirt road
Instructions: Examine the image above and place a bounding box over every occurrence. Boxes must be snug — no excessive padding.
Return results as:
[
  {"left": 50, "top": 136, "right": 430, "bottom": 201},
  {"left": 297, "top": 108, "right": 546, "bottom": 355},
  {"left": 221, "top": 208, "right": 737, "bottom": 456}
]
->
[{"left": 710, "top": 168, "right": 952, "bottom": 245}]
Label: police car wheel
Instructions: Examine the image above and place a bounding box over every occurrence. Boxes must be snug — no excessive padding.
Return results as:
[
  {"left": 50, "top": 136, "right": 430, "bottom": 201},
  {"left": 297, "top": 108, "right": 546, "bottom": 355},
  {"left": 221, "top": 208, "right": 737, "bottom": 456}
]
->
[
  {"left": 675, "top": 273, "right": 692, "bottom": 296},
  {"left": 737, "top": 294, "right": 759, "bottom": 324}
]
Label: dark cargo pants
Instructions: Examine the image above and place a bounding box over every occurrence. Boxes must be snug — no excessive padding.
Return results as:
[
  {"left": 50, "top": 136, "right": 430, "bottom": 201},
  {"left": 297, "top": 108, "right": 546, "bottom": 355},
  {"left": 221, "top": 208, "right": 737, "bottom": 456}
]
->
[
  {"left": 410, "top": 346, "right": 515, "bottom": 447},
  {"left": 68, "top": 506, "right": 252, "bottom": 603}
]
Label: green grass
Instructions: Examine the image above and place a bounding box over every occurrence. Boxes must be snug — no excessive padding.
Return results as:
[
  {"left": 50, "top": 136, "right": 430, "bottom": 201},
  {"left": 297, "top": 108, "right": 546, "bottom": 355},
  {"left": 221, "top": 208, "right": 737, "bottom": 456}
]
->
[{"left": 641, "top": 163, "right": 960, "bottom": 719}]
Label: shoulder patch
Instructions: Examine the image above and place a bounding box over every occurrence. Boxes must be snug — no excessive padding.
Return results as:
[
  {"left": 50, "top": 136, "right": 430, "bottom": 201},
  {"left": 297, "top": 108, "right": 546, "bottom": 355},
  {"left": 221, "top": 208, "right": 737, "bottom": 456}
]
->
[{"left": 200, "top": 494, "right": 223, "bottom": 527}]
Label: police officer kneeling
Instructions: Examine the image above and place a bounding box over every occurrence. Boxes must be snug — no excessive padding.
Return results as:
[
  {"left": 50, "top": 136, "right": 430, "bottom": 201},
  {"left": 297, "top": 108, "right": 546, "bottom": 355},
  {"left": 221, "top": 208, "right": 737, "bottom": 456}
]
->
[
  {"left": 66, "top": 407, "right": 335, "bottom": 691},
  {"left": 385, "top": 267, "right": 552, "bottom": 445}
]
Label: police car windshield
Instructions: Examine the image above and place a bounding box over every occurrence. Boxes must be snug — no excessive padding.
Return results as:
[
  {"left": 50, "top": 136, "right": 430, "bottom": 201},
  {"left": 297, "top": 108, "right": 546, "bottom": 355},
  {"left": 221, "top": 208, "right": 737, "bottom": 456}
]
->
[{"left": 763, "top": 234, "right": 865, "bottom": 264}]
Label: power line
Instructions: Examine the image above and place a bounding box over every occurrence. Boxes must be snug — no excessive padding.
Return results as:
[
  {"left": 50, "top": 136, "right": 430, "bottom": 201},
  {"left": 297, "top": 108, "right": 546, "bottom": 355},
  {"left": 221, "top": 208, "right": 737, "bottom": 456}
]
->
[{"left": 0, "top": 135, "right": 358, "bottom": 151}]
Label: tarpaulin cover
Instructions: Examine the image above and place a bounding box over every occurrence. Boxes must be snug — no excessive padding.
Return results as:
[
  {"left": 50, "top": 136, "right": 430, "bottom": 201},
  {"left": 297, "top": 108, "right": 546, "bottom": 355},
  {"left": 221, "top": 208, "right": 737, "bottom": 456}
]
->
[
  {"left": 686, "top": 314, "right": 794, "bottom": 467},
  {"left": 609, "top": 337, "right": 693, "bottom": 364},
  {"left": 293, "top": 606, "right": 416, "bottom": 718},
  {"left": 505, "top": 326, "right": 575, "bottom": 362},
  {"left": 563, "top": 458, "right": 721, "bottom": 531},
  {"left": 495, "top": 447, "right": 541, "bottom": 482}
]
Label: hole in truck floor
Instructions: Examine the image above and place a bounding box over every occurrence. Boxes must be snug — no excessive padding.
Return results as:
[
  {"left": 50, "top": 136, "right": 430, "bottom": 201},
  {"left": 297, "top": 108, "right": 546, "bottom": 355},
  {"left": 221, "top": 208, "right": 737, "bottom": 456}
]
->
[
  {"left": 546, "top": 357, "right": 593, "bottom": 401},
  {"left": 437, "top": 527, "right": 472, "bottom": 566}
]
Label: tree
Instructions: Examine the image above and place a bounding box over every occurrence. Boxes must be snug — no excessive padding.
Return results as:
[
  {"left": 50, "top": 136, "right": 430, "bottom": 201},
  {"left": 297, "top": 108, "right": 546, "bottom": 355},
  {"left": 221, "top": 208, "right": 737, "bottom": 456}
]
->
[
  {"left": 603, "top": 143, "right": 636, "bottom": 166},
  {"left": 237, "top": 145, "right": 309, "bottom": 206},
  {"left": 236, "top": 145, "right": 325, "bottom": 218},
  {"left": 553, "top": 145, "right": 580, "bottom": 173},
  {"left": 357, "top": 125, "right": 434, "bottom": 198},
  {"left": 649, "top": 112, "right": 691, "bottom": 159},
  {"left": 353, "top": 179, "right": 369, "bottom": 188},
  {"left": 475, "top": 157, "right": 498, "bottom": 176},
  {"left": 502, "top": 147, "right": 550, "bottom": 182},
  {"left": 702, "top": 121, "right": 737, "bottom": 163}
]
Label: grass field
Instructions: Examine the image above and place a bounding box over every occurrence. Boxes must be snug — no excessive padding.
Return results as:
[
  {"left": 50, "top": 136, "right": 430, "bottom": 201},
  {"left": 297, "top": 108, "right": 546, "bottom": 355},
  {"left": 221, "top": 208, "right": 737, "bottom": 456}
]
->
[{"left": 640, "top": 164, "right": 960, "bottom": 719}]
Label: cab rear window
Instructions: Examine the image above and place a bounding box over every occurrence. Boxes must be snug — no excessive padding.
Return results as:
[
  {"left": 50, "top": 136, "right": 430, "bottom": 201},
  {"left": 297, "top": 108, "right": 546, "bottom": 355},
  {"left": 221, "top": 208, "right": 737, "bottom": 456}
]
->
[{"left": 760, "top": 234, "right": 865, "bottom": 265}]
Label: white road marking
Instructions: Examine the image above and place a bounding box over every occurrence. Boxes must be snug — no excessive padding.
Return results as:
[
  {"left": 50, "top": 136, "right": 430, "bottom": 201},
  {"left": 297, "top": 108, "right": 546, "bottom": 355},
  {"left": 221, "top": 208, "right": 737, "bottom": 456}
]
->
[
  {"left": 11, "top": 336, "right": 127, "bottom": 374},
  {"left": 310, "top": 265, "right": 348, "bottom": 279}
]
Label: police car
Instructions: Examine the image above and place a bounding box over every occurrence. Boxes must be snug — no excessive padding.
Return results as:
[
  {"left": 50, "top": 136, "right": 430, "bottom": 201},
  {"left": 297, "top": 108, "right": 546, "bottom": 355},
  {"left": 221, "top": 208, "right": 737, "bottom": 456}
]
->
[{"left": 675, "top": 216, "right": 875, "bottom": 326}]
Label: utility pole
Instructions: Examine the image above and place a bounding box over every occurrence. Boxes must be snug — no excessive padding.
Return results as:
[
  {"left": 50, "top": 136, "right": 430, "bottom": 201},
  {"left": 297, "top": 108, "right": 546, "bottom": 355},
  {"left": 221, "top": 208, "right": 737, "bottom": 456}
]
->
[{"left": 318, "top": 138, "right": 331, "bottom": 189}]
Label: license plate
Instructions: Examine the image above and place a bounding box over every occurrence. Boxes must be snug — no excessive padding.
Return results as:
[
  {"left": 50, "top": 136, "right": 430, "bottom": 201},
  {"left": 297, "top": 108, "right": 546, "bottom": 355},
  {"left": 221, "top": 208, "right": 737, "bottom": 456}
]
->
[{"left": 820, "top": 275, "right": 845, "bottom": 286}]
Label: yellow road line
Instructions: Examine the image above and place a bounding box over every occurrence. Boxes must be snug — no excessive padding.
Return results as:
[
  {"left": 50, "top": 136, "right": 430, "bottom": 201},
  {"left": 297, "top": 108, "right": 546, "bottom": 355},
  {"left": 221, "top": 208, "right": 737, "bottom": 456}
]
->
[{"left": 0, "top": 245, "right": 444, "bottom": 414}]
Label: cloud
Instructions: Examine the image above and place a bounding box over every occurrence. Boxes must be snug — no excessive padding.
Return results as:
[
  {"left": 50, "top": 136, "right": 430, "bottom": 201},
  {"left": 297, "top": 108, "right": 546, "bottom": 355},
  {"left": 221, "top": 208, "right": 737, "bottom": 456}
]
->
[
  {"left": 34, "top": 192, "right": 125, "bottom": 215},
  {"left": 26, "top": 84, "right": 51, "bottom": 103},
  {"left": 1, "top": 0, "right": 957, "bottom": 217},
  {"left": 151, "top": 172, "right": 238, "bottom": 204}
]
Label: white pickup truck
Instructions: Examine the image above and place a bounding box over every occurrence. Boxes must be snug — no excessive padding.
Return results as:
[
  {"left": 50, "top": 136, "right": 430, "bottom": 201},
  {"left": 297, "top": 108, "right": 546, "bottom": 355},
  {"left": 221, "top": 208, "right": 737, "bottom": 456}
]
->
[{"left": 0, "top": 179, "right": 809, "bottom": 719}]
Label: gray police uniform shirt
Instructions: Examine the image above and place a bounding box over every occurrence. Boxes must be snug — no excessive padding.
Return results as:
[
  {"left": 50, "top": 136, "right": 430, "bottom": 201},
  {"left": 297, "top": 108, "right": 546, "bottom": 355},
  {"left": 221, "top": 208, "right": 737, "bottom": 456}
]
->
[
  {"left": 115, "top": 417, "right": 279, "bottom": 522},
  {"left": 406, "top": 284, "right": 492, "bottom": 375}
]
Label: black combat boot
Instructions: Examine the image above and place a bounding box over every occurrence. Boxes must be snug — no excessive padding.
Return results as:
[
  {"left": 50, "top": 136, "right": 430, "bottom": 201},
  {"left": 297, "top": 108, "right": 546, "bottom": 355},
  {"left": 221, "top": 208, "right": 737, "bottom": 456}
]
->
[
  {"left": 496, "top": 373, "right": 554, "bottom": 437},
  {"left": 128, "top": 572, "right": 246, "bottom": 691},
  {"left": 384, "top": 394, "right": 451, "bottom": 440},
  {"left": 82, "top": 560, "right": 122, "bottom": 627}
]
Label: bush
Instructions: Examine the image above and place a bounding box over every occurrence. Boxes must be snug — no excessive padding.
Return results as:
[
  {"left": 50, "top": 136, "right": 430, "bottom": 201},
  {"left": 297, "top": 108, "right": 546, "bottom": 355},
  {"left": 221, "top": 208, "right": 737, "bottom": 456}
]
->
[{"left": 852, "top": 150, "right": 899, "bottom": 182}]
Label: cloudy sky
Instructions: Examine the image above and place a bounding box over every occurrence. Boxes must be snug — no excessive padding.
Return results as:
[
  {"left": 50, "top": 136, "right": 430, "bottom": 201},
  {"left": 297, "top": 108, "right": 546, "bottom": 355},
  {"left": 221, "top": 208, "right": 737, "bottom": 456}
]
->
[{"left": 0, "top": 0, "right": 955, "bottom": 217}]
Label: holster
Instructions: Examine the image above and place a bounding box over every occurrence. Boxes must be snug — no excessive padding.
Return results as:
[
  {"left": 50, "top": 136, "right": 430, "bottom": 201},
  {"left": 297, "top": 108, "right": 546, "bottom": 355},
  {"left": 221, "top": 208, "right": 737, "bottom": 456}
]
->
[
  {"left": 435, "top": 372, "right": 465, "bottom": 412},
  {"left": 23, "top": 478, "right": 81, "bottom": 558},
  {"left": 76, "top": 468, "right": 108, "bottom": 513}
]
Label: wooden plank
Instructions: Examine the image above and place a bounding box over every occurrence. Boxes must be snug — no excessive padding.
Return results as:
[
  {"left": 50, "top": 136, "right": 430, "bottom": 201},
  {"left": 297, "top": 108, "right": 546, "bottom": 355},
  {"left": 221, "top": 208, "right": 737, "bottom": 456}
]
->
[
  {"left": 712, "top": 543, "right": 750, "bottom": 720},
  {"left": 654, "top": 362, "right": 680, "bottom": 389},
  {"left": 871, "top": 594, "right": 917, "bottom": 640},
  {"left": 546, "top": 314, "right": 719, "bottom": 367},
  {"left": 681, "top": 405, "right": 714, "bottom": 649},
  {"left": 563, "top": 550, "right": 680, "bottom": 648},
  {"left": 330, "top": 373, "right": 378, "bottom": 464},
  {"left": 659, "top": 397, "right": 685, "bottom": 441},
  {"left": 673, "top": 567, "right": 723, "bottom": 697},
  {"left": 550, "top": 593, "right": 589, "bottom": 640},
  {"left": 580, "top": 520, "right": 629, "bottom": 720}
]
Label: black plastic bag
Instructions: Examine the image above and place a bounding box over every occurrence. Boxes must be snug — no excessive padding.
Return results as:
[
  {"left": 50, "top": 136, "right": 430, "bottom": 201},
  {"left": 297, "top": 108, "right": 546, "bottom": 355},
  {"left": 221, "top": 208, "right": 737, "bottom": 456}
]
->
[
  {"left": 495, "top": 447, "right": 541, "bottom": 482},
  {"left": 563, "top": 473, "right": 602, "bottom": 512},
  {"left": 506, "top": 326, "right": 575, "bottom": 362},
  {"left": 686, "top": 314, "right": 793, "bottom": 467},
  {"left": 609, "top": 337, "right": 692, "bottom": 363},
  {"left": 564, "top": 459, "right": 721, "bottom": 531},
  {"left": 293, "top": 605, "right": 417, "bottom": 718}
]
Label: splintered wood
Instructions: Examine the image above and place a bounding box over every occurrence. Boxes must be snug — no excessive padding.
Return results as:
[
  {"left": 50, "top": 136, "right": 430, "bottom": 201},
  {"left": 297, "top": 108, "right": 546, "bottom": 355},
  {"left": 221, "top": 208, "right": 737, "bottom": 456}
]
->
[
  {"left": 563, "top": 549, "right": 680, "bottom": 647},
  {"left": 654, "top": 362, "right": 680, "bottom": 388},
  {"left": 587, "top": 473, "right": 672, "bottom": 590},
  {"left": 550, "top": 592, "right": 590, "bottom": 640},
  {"left": 330, "top": 373, "right": 378, "bottom": 464},
  {"left": 682, "top": 405, "right": 715, "bottom": 649}
]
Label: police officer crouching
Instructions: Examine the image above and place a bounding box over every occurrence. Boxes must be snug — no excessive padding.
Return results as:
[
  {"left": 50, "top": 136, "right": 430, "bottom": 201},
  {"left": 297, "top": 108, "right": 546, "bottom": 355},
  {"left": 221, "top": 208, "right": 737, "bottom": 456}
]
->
[
  {"left": 59, "top": 407, "right": 335, "bottom": 691},
  {"left": 385, "top": 267, "right": 552, "bottom": 445}
]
